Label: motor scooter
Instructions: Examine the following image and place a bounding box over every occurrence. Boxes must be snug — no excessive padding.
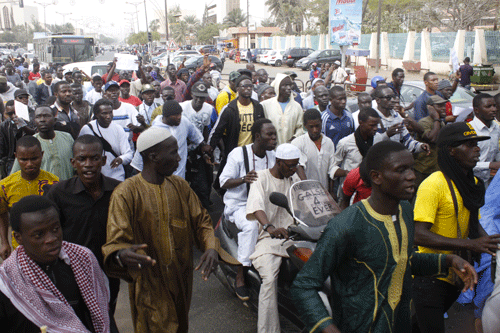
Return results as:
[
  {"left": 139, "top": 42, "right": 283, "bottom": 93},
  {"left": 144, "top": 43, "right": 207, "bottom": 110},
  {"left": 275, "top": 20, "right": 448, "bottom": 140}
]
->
[{"left": 214, "top": 180, "right": 341, "bottom": 331}]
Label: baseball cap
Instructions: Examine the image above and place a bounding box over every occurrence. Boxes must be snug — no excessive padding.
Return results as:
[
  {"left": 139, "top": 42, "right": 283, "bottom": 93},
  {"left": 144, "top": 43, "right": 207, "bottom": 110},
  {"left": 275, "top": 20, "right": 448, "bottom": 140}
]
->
[
  {"left": 427, "top": 95, "right": 448, "bottom": 105},
  {"left": 229, "top": 71, "right": 241, "bottom": 82},
  {"left": 104, "top": 81, "right": 119, "bottom": 91},
  {"left": 437, "top": 79, "right": 452, "bottom": 90},
  {"left": 118, "top": 79, "right": 130, "bottom": 86},
  {"left": 437, "top": 122, "right": 490, "bottom": 148},
  {"left": 191, "top": 82, "right": 209, "bottom": 98},
  {"left": 141, "top": 84, "right": 156, "bottom": 94},
  {"left": 311, "top": 62, "right": 317, "bottom": 67},
  {"left": 14, "top": 89, "right": 29, "bottom": 98}
]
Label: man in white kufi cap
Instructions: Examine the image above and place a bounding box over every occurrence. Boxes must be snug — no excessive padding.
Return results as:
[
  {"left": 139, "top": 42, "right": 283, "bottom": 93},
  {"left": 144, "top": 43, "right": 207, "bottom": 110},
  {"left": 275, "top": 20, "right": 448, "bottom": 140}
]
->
[
  {"left": 246, "top": 143, "right": 302, "bottom": 333},
  {"left": 102, "top": 126, "right": 239, "bottom": 332}
]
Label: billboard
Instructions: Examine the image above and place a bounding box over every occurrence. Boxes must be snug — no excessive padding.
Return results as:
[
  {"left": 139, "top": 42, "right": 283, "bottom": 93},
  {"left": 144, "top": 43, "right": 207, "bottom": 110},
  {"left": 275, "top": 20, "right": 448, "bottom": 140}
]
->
[{"left": 329, "top": 0, "right": 362, "bottom": 46}]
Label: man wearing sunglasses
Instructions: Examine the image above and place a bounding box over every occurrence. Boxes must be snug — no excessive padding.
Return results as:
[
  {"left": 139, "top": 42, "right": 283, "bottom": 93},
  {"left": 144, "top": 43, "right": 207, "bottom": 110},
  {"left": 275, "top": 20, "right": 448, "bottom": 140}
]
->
[{"left": 374, "top": 86, "right": 430, "bottom": 155}]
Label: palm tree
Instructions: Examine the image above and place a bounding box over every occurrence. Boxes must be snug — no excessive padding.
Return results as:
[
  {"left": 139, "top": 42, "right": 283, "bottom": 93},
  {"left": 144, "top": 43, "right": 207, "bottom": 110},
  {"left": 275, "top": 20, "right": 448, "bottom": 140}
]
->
[
  {"left": 265, "top": 0, "right": 307, "bottom": 34},
  {"left": 171, "top": 20, "right": 188, "bottom": 45},
  {"left": 223, "top": 8, "right": 247, "bottom": 27}
]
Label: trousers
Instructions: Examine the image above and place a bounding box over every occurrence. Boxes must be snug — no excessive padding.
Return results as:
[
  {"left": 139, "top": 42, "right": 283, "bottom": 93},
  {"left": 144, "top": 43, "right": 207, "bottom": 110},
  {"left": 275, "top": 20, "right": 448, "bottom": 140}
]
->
[
  {"left": 252, "top": 253, "right": 282, "bottom": 333},
  {"left": 412, "top": 276, "right": 461, "bottom": 333},
  {"left": 228, "top": 206, "right": 259, "bottom": 267}
]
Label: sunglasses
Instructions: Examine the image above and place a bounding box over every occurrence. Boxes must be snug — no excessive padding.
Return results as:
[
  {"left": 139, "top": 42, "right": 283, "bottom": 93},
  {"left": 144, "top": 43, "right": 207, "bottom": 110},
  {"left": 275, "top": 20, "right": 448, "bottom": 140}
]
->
[{"left": 379, "top": 95, "right": 396, "bottom": 100}]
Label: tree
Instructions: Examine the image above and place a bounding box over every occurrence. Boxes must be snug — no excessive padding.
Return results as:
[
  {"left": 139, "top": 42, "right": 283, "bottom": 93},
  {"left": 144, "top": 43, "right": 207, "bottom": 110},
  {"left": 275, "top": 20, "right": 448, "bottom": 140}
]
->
[
  {"left": 265, "top": 0, "right": 308, "bottom": 34},
  {"left": 260, "top": 17, "right": 277, "bottom": 27},
  {"left": 308, "top": 0, "right": 328, "bottom": 34},
  {"left": 197, "top": 23, "right": 221, "bottom": 44},
  {"left": 127, "top": 31, "right": 161, "bottom": 45},
  {"left": 223, "top": 8, "right": 247, "bottom": 27},
  {"left": 149, "top": 19, "right": 160, "bottom": 32},
  {"left": 171, "top": 20, "right": 188, "bottom": 45},
  {"left": 47, "top": 23, "right": 75, "bottom": 34}
]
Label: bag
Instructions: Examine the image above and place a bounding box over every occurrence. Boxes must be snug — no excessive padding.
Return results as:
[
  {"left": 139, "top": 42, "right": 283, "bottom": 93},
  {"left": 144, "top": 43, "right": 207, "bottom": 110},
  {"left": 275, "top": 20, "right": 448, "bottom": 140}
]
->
[
  {"left": 86, "top": 123, "right": 119, "bottom": 158},
  {"left": 444, "top": 174, "right": 474, "bottom": 290}
]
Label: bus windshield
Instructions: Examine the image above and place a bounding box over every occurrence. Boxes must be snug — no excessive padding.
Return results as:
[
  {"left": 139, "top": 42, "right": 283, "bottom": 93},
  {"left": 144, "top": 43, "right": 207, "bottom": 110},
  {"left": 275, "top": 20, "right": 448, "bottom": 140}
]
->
[{"left": 52, "top": 43, "right": 93, "bottom": 63}]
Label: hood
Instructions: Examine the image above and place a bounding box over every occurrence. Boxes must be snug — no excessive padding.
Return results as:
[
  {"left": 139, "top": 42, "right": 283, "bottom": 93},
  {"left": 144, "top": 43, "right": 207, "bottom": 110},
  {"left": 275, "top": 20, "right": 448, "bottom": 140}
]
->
[{"left": 270, "top": 73, "right": 291, "bottom": 101}]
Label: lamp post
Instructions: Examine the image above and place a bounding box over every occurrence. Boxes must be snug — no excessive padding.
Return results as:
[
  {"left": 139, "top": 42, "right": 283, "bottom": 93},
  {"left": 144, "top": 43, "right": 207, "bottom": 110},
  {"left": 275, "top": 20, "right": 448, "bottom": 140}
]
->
[
  {"left": 55, "top": 11, "right": 71, "bottom": 25},
  {"left": 126, "top": 1, "right": 142, "bottom": 33},
  {"left": 34, "top": 0, "right": 56, "bottom": 32},
  {"left": 124, "top": 11, "right": 136, "bottom": 33},
  {"left": 164, "top": 0, "right": 169, "bottom": 43}
]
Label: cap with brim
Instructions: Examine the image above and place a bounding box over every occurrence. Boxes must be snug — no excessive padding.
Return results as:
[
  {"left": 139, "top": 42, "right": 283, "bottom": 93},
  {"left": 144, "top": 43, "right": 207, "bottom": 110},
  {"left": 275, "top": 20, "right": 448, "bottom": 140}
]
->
[
  {"left": 14, "top": 89, "right": 29, "bottom": 98},
  {"left": 141, "top": 84, "right": 155, "bottom": 93},
  {"left": 63, "top": 69, "right": 72, "bottom": 75},
  {"left": 311, "top": 62, "right": 317, "bottom": 67},
  {"left": 137, "top": 127, "right": 173, "bottom": 153},
  {"left": 283, "top": 71, "right": 297, "bottom": 78},
  {"left": 104, "top": 81, "right": 119, "bottom": 91},
  {"left": 118, "top": 79, "right": 130, "bottom": 86},
  {"left": 229, "top": 71, "right": 241, "bottom": 82},
  {"left": 276, "top": 143, "right": 301, "bottom": 160},
  {"left": 427, "top": 94, "right": 448, "bottom": 105},
  {"left": 437, "top": 122, "right": 490, "bottom": 148},
  {"left": 237, "top": 68, "right": 252, "bottom": 78},
  {"left": 437, "top": 79, "right": 452, "bottom": 90},
  {"left": 0, "top": 76, "right": 7, "bottom": 84},
  {"left": 191, "top": 82, "right": 209, "bottom": 97}
]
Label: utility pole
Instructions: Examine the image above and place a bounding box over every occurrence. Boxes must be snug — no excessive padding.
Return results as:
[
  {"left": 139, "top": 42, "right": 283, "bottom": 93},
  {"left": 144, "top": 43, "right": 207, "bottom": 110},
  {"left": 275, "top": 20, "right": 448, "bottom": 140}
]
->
[
  {"left": 375, "top": 0, "right": 382, "bottom": 73},
  {"left": 126, "top": 1, "right": 142, "bottom": 33},
  {"left": 144, "top": 0, "right": 150, "bottom": 52},
  {"left": 246, "top": 0, "right": 250, "bottom": 49},
  {"left": 164, "top": 0, "right": 169, "bottom": 42},
  {"left": 72, "top": 17, "right": 84, "bottom": 34},
  {"left": 34, "top": 0, "right": 55, "bottom": 32},
  {"left": 124, "top": 12, "right": 136, "bottom": 33}
]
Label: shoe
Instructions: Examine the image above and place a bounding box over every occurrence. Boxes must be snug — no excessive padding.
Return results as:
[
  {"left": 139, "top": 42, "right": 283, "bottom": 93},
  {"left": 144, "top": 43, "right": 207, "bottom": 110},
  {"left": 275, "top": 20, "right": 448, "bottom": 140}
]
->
[{"left": 235, "top": 283, "right": 250, "bottom": 301}]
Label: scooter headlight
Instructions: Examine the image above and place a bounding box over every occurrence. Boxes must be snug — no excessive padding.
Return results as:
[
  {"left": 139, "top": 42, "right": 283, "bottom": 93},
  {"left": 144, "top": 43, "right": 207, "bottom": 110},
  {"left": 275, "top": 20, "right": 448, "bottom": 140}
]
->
[{"left": 293, "top": 247, "right": 313, "bottom": 262}]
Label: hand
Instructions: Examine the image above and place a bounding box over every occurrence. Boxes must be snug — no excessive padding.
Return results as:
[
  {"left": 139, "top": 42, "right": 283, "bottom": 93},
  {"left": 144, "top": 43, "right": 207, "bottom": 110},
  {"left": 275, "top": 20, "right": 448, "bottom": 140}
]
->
[
  {"left": 447, "top": 254, "right": 478, "bottom": 292},
  {"left": 490, "top": 161, "right": 500, "bottom": 170},
  {"left": 127, "top": 123, "right": 141, "bottom": 133},
  {"left": 113, "top": 57, "right": 118, "bottom": 64},
  {"left": 456, "top": 70, "right": 461, "bottom": 80},
  {"left": 110, "top": 157, "right": 123, "bottom": 168},
  {"left": 200, "top": 144, "right": 212, "bottom": 155},
  {"left": 268, "top": 226, "right": 289, "bottom": 239},
  {"left": 386, "top": 123, "right": 404, "bottom": 137},
  {"left": 322, "top": 324, "right": 342, "bottom": 333},
  {"left": 420, "top": 143, "right": 431, "bottom": 155},
  {"left": 195, "top": 248, "right": 218, "bottom": 281},
  {"left": 445, "top": 115, "right": 457, "bottom": 123},
  {"left": 117, "top": 244, "right": 156, "bottom": 270},
  {"left": 403, "top": 117, "right": 419, "bottom": 132},
  {"left": 136, "top": 114, "right": 146, "bottom": 126},
  {"left": 203, "top": 153, "right": 213, "bottom": 166},
  {"left": 202, "top": 54, "right": 210, "bottom": 69},
  {"left": 0, "top": 243, "right": 11, "bottom": 260},
  {"left": 242, "top": 170, "right": 258, "bottom": 183},
  {"left": 467, "top": 234, "right": 500, "bottom": 255},
  {"left": 428, "top": 105, "right": 440, "bottom": 121}
]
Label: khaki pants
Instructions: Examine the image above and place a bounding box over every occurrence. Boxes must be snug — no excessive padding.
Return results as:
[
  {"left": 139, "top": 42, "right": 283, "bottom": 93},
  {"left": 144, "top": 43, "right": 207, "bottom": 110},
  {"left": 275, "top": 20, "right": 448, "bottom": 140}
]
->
[{"left": 252, "top": 253, "right": 283, "bottom": 333}]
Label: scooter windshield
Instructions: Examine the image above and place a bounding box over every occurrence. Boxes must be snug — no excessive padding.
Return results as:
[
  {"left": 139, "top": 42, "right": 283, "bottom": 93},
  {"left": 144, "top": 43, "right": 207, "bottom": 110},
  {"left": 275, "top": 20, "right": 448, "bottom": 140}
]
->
[{"left": 289, "top": 180, "right": 341, "bottom": 227}]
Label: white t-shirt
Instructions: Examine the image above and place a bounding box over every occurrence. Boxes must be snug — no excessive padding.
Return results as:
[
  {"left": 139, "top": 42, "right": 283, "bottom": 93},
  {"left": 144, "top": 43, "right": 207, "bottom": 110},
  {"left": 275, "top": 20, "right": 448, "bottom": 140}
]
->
[
  {"left": 332, "top": 67, "right": 348, "bottom": 83},
  {"left": 220, "top": 144, "right": 276, "bottom": 216},
  {"left": 113, "top": 102, "right": 139, "bottom": 132},
  {"left": 180, "top": 100, "right": 213, "bottom": 135},
  {"left": 85, "top": 89, "right": 103, "bottom": 105}
]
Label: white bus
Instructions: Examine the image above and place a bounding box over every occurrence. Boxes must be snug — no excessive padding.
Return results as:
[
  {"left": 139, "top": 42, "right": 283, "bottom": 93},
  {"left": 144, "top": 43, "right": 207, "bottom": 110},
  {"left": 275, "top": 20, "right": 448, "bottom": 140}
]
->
[{"left": 33, "top": 34, "right": 96, "bottom": 66}]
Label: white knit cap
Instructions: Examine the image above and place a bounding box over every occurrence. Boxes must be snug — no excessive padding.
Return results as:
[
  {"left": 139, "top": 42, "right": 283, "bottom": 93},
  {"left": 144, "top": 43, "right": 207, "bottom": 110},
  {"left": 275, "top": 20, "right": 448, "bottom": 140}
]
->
[
  {"left": 275, "top": 143, "right": 301, "bottom": 160},
  {"left": 137, "top": 127, "right": 172, "bottom": 153}
]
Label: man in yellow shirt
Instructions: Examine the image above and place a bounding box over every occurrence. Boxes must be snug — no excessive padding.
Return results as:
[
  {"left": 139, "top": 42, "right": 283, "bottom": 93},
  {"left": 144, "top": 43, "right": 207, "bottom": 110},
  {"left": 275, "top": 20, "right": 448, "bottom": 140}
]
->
[
  {"left": 413, "top": 122, "right": 500, "bottom": 333},
  {"left": 0, "top": 136, "right": 59, "bottom": 259},
  {"left": 215, "top": 71, "right": 239, "bottom": 115}
]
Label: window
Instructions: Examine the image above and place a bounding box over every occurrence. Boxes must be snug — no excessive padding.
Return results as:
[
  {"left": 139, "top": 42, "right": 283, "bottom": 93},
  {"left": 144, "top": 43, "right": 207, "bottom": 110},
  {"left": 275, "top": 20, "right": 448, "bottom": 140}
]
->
[{"left": 3, "top": 6, "right": 10, "bottom": 30}]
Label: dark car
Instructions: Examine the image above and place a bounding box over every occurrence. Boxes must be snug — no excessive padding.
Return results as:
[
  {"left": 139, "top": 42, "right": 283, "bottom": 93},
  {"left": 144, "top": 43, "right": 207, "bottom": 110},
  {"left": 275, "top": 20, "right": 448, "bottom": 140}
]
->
[
  {"left": 295, "top": 49, "right": 342, "bottom": 70},
  {"left": 283, "top": 47, "right": 315, "bottom": 67},
  {"left": 200, "top": 45, "right": 216, "bottom": 54},
  {"left": 184, "top": 55, "right": 223, "bottom": 74}
]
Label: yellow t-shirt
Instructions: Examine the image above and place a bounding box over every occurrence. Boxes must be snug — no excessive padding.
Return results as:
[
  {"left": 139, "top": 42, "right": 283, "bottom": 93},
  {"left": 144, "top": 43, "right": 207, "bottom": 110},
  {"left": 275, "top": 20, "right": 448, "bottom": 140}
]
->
[
  {"left": 237, "top": 101, "right": 254, "bottom": 147},
  {"left": 414, "top": 171, "right": 477, "bottom": 284},
  {"left": 0, "top": 170, "right": 59, "bottom": 248},
  {"left": 215, "top": 88, "right": 237, "bottom": 115}
]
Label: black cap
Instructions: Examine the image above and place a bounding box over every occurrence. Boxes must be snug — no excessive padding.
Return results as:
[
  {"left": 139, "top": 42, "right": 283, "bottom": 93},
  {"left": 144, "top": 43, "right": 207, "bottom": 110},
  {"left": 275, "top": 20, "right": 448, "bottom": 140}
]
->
[
  {"left": 14, "top": 89, "right": 29, "bottom": 98},
  {"left": 191, "top": 82, "right": 209, "bottom": 98},
  {"left": 437, "top": 122, "right": 490, "bottom": 148}
]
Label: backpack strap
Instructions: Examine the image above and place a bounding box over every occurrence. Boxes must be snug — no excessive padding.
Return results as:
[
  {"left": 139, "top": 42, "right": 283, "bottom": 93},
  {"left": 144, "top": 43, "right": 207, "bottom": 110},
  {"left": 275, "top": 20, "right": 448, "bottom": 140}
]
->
[
  {"left": 242, "top": 146, "right": 250, "bottom": 194},
  {"left": 86, "top": 123, "right": 119, "bottom": 158}
]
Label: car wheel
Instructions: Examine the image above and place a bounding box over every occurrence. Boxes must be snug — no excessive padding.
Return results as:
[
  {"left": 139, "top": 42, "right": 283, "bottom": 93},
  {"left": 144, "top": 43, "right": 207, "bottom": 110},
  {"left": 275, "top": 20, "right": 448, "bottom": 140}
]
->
[
  {"left": 275, "top": 60, "right": 282, "bottom": 67},
  {"left": 293, "top": 59, "right": 298, "bottom": 67}
]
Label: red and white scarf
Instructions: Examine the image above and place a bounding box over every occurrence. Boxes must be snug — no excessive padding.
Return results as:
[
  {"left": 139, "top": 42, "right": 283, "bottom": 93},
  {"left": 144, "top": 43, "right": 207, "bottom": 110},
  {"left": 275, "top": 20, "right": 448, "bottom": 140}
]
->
[{"left": 0, "top": 241, "right": 110, "bottom": 333}]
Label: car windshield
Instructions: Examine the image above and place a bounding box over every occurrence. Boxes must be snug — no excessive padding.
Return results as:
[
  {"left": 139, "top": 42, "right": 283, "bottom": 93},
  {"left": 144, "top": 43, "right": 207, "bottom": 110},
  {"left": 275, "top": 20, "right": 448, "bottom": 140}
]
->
[
  {"left": 185, "top": 56, "right": 201, "bottom": 66},
  {"left": 449, "top": 86, "right": 475, "bottom": 103},
  {"left": 306, "top": 50, "right": 322, "bottom": 58}
]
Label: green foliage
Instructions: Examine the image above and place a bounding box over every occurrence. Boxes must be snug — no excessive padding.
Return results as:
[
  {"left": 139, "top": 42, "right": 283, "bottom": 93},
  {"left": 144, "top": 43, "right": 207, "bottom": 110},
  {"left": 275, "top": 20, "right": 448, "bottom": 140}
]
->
[
  {"left": 308, "top": 0, "right": 329, "bottom": 34},
  {"left": 127, "top": 31, "right": 161, "bottom": 45},
  {"left": 149, "top": 19, "right": 160, "bottom": 32},
  {"left": 265, "top": 0, "right": 308, "bottom": 34},
  {"left": 260, "top": 18, "right": 277, "bottom": 27},
  {"left": 98, "top": 34, "right": 116, "bottom": 45},
  {"left": 197, "top": 23, "right": 221, "bottom": 44},
  {"left": 46, "top": 23, "right": 75, "bottom": 34},
  {"left": 223, "top": 8, "right": 247, "bottom": 28}
]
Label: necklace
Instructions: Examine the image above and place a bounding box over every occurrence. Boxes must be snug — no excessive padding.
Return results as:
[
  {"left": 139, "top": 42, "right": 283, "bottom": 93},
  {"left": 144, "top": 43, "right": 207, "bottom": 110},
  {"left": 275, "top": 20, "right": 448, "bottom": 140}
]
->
[{"left": 252, "top": 147, "right": 268, "bottom": 170}]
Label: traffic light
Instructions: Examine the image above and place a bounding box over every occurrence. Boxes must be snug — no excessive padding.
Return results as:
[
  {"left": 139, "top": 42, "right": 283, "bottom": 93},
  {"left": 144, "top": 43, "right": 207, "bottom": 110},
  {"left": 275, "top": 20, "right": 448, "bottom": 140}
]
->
[{"left": 147, "top": 32, "right": 152, "bottom": 42}]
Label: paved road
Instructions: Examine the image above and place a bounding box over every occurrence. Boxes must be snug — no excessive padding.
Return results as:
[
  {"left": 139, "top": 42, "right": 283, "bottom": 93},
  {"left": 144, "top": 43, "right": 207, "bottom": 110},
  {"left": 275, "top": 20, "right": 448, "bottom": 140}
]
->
[{"left": 96, "top": 51, "right": 478, "bottom": 333}]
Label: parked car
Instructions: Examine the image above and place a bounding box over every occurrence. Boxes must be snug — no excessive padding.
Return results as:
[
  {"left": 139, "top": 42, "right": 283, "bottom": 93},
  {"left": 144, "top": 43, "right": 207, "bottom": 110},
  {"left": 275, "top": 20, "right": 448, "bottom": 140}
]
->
[
  {"left": 268, "top": 50, "right": 286, "bottom": 66},
  {"left": 184, "top": 55, "right": 223, "bottom": 74},
  {"left": 200, "top": 45, "right": 216, "bottom": 54},
  {"left": 295, "top": 49, "right": 342, "bottom": 70},
  {"left": 168, "top": 50, "right": 201, "bottom": 64},
  {"left": 250, "top": 48, "right": 271, "bottom": 62},
  {"left": 258, "top": 50, "right": 274, "bottom": 63},
  {"left": 62, "top": 61, "right": 111, "bottom": 90},
  {"left": 283, "top": 47, "right": 314, "bottom": 67}
]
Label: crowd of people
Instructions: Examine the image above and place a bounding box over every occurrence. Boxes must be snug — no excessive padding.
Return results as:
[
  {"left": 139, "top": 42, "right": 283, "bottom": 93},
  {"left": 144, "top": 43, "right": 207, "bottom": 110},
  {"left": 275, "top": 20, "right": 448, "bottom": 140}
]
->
[{"left": 0, "top": 50, "right": 498, "bottom": 333}]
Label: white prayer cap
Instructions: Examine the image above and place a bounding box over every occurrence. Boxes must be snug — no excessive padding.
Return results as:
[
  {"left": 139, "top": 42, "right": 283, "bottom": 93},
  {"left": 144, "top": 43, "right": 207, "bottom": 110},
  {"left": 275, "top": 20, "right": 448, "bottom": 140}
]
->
[
  {"left": 137, "top": 127, "right": 172, "bottom": 153},
  {"left": 276, "top": 143, "right": 301, "bottom": 160}
]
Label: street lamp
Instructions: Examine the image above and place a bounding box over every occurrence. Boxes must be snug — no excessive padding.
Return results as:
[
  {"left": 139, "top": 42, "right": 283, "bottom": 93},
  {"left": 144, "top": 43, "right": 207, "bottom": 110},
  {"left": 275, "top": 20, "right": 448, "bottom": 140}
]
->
[
  {"left": 124, "top": 12, "right": 136, "bottom": 33},
  {"left": 34, "top": 0, "right": 57, "bottom": 32},
  {"left": 56, "top": 11, "right": 71, "bottom": 25},
  {"left": 126, "top": 1, "right": 142, "bottom": 33}
]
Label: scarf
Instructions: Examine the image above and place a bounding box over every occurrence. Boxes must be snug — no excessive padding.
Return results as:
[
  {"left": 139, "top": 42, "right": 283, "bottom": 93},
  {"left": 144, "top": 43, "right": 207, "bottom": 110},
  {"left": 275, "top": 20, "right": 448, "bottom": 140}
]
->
[
  {"left": 0, "top": 241, "right": 110, "bottom": 333},
  {"left": 438, "top": 145, "right": 485, "bottom": 240},
  {"left": 354, "top": 127, "right": 374, "bottom": 158}
]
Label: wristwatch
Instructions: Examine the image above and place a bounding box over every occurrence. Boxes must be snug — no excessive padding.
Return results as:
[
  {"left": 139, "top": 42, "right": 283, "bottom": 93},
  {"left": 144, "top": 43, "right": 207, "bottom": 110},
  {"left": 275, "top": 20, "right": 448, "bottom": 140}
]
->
[
  {"left": 115, "top": 251, "right": 124, "bottom": 268},
  {"left": 263, "top": 224, "right": 273, "bottom": 232}
]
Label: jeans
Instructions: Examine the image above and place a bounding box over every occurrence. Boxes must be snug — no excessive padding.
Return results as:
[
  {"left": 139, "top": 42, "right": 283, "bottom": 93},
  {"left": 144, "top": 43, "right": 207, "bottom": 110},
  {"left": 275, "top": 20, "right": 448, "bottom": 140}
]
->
[{"left": 412, "top": 276, "right": 461, "bottom": 333}]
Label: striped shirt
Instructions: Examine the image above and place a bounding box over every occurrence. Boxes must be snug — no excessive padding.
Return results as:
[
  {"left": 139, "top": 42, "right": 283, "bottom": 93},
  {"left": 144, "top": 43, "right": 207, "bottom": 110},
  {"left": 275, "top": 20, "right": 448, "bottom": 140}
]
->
[
  {"left": 321, "top": 107, "right": 354, "bottom": 147},
  {"left": 374, "top": 108, "right": 424, "bottom": 153}
]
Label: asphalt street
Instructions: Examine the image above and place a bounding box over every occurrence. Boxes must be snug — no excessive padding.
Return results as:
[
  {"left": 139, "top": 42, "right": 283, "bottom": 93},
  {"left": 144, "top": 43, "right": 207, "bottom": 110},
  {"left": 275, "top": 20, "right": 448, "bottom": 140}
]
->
[{"left": 97, "top": 51, "right": 478, "bottom": 333}]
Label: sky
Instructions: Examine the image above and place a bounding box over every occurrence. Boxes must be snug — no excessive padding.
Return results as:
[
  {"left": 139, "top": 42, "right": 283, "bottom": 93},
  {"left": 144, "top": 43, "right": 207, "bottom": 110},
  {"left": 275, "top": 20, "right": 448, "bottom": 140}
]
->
[{"left": 25, "top": 0, "right": 269, "bottom": 41}]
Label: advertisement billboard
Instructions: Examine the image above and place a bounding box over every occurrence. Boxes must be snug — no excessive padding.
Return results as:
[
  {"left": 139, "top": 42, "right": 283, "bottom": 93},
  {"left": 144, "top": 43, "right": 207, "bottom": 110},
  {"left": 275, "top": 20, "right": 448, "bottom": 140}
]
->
[{"left": 329, "top": 0, "right": 362, "bottom": 46}]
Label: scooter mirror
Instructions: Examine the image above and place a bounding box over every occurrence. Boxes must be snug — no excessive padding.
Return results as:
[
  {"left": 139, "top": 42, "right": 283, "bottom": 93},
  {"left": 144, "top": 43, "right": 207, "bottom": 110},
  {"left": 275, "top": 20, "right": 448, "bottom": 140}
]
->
[{"left": 269, "top": 192, "right": 293, "bottom": 217}]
